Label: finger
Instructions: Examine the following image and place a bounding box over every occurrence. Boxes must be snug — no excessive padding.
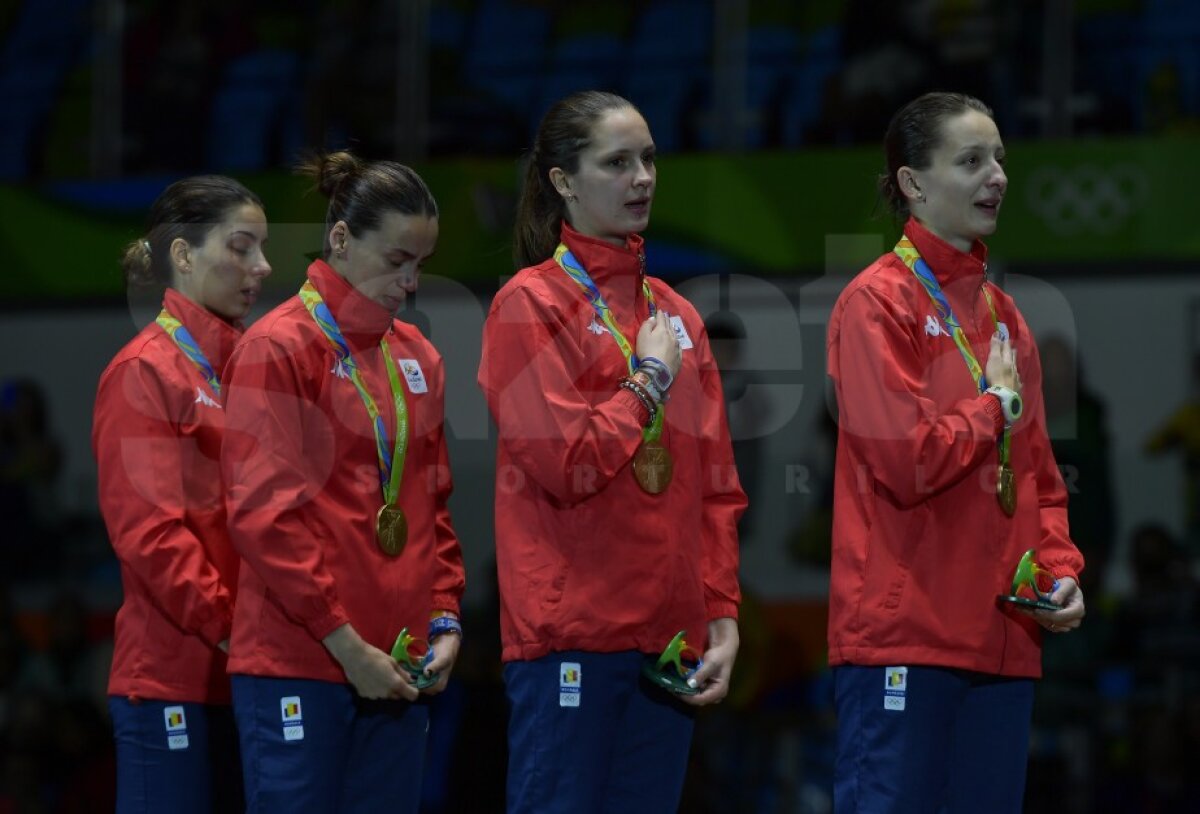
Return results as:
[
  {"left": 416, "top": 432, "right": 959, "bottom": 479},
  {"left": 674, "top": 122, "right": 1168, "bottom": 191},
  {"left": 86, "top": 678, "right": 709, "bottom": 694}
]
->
[{"left": 681, "top": 681, "right": 728, "bottom": 707}]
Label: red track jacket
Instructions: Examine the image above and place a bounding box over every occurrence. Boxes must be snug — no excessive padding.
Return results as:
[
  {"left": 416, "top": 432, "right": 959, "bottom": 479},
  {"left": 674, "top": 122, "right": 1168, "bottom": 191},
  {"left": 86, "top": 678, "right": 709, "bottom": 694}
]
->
[
  {"left": 827, "top": 218, "right": 1084, "bottom": 678},
  {"left": 221, "top": 260, "right": 465, "bottom": 682},
  {"left": 94, "top": 288, "right": 240, "bottom": 703},
  {"left": 479, "top": 224, "right": 745, "bottom": 663}
]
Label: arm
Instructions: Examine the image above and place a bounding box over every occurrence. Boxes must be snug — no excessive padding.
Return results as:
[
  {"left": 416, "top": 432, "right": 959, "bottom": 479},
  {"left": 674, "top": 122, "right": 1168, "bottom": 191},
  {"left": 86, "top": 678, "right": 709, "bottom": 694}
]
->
[
  {"left": 681, "top": 323, "right": 746, "bottom": 706},
  {"left": 93, "top": 360, "right": 231, "bottom": 647},
  {"left": 220, "top": 336, "right": 350, "bottom": 641},
  {"left": 421, "top": 354, "right": 465, "bottom": 693},
  {"left": 478, "top": 284, "right": 649, "bottom": 504},
  {"left": 692, "top": 321, "right": 745, "bottom": 622},
  {"left": 425, "top": 355, "right": 466, "bottom": 616},
  {"left": 1017, "top": 324, "right": 1084, "bottom": 583},
  {"left": 830, "top": 285, "right": 1006, "bottom": 507}
]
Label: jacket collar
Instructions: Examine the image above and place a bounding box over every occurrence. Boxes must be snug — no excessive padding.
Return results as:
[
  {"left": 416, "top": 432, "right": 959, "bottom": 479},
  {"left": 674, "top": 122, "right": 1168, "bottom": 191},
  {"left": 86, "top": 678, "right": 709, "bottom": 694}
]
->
[
  {"left": 559, "top": 222, "right": 648, "bottom": 321},
  {"left": 306, "top": 259, "right": 394, "bottom": 352},
  {"left": 904, "top": 216, "right": 989, "bottom": 287},
  {"left": 161, "top": 287, "right": 243, "bottom": 376}
]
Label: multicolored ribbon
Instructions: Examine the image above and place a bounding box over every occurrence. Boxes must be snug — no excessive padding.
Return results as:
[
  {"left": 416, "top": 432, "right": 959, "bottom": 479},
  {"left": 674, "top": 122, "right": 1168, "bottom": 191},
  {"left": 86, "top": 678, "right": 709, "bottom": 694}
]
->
[
  {"left": 299, "top": 281, "right": 408, "bottom": 503},
  {"left": 156, "top": 309, "right": 221, "bottom": 397},
  {"left": 893, "top": 235, "right": 1012, "bottom": 464},
  {"left": 554, "top": 244, "right": 664, "bottom": 442}
]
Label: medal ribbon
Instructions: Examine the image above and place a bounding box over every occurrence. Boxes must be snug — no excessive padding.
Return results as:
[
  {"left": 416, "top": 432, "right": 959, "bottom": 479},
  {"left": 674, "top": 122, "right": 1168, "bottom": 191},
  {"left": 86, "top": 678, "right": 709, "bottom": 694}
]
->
[
  {"left": 299, "top": 281, "right": 408, "bottom": 504},
  {"left": 892, "top": 235, "right": 1011, "bottom": 467},
  {"left": 554, "top": 243, "right": 664, "bottom": 442},
  {"left": 156, "top": 309, "right": 222, "bottom": 397}
]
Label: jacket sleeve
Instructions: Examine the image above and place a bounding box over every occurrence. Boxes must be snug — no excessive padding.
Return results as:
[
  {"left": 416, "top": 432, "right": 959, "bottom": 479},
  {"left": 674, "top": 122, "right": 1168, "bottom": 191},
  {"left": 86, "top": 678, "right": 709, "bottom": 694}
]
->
[
  {"left": 829, "top": 284, "right": 1006, "bottom": 508},
  {"left": 689, "top": 316, "right": 746, "bottom": 621},
  {"left": 92, "top": 359, "right": 232, "bottom": 647},
  {"left": 1013, "top": 315, "right": 1084, "bottom": 581},
  {"left": 220, "top": 336, "right": 350, "bottom": 641},
  {"left": 478, "top": 283, "right": 650, "bottom": 505},
  {"left": 424, "top": 353, "right": 466, "bottom": 614}
]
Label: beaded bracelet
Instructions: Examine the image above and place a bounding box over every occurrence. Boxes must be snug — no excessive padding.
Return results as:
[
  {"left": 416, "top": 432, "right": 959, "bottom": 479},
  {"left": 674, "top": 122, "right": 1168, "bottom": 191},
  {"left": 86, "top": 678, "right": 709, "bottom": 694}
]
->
[{"left": 619, "top": 377, "right": 658, "bottom": 425}]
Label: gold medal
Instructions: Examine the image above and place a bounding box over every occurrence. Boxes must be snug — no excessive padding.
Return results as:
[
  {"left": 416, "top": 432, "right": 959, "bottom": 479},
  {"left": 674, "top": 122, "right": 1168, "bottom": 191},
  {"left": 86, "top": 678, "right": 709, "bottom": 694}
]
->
[
  {"left": 997, "top": 464, "right": 1016, "bottom": 517},
  {"left": 632, "top": 441, "right": 673, "bottom": 495},
  {"left": 375, "top": 504, "right": 408, "bottom": 556}
]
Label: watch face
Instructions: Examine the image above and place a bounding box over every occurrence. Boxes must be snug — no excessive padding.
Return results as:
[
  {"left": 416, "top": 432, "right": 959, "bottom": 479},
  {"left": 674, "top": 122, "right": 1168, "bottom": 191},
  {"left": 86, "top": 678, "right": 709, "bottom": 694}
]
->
[{"left": 1011, "top": 395, "right": 1023, "bottom": 418}]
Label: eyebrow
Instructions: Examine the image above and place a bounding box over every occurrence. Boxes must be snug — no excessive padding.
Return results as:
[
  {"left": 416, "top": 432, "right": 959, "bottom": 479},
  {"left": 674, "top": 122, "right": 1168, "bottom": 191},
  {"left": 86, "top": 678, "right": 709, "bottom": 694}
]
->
[
  {"left": 387, "top": 248, "right": 437, "bottom": 260},
  {"left": 956, "top": 142, "right": 1003, "bottom": 154}
]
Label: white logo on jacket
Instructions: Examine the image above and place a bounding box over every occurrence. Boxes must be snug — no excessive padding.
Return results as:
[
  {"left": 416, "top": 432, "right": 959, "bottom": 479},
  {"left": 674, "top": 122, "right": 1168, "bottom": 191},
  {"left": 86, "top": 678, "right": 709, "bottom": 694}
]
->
[
  {"left": 398, "top": 359, "right": 428, "bottom": 394},
  {"left": 924, "top": 314, "right": 949, "bottom": 338},
  {"left": 194, "top": 387, "right": 221, "bottom": 409},
  {"left": 668, "top": 314, "right": 694, "bottom": 349},
  {"left": 586, "top": 317, "right": 609, "bottom": 336},
  {"left": 331, "top": 359, "right": 351, "bottom": 379}
]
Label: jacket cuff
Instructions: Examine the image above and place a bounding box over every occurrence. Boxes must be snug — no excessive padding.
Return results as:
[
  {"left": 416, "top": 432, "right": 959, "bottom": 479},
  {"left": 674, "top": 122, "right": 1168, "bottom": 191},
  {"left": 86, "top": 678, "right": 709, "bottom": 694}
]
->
[
  {"left": 615, "top": 387, "right": 653, "bottom": 426},
  {"left": 705, "top": 600, "right": 740, "bottom": 623},
  {"left": 430, "top": 595, "right": 462, "bottom": 617},
  {"left": 981, "top": 393, "right": 1005, "bottom": 432},
  {"left": 304, "top": 606, "right": 352, "bottom": 641}
]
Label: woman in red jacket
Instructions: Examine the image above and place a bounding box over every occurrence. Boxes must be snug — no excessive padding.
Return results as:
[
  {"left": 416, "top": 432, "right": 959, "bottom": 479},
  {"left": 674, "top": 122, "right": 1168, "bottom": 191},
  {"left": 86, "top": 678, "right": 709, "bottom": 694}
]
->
[
  {"left": 93, "top": 175, "right": 271, "bottom": 813},
  {"left": 826, "top": 92, "right": 1087, "bottom": 812},
  {"left": 220, "top": 151, "right": 465, "bottom": 813},
  {"left": 478, "top": 90, "right": 746, "bottom": 813}
]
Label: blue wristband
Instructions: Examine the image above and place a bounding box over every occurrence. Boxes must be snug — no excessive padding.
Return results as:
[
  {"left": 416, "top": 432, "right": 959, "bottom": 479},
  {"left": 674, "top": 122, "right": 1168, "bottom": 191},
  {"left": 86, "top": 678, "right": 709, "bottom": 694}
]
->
[{"left": 428, "top": 615, "right": 463, "bottom": 642}]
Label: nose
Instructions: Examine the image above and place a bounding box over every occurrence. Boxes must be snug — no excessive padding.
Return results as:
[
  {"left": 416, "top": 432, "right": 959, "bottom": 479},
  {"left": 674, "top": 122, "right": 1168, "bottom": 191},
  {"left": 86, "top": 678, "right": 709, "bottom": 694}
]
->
[
  {"left": 989, "top": 161, "right": 1007, "bottom": 193},
  {"left": 252, "top": 248, "right": 272, "bottom": 278},
  {"left": 633, "top": 159, "right": 653, "bottom": 188},
  {"left": 395, "top": 267, "right": 419, "bottom": 293}
]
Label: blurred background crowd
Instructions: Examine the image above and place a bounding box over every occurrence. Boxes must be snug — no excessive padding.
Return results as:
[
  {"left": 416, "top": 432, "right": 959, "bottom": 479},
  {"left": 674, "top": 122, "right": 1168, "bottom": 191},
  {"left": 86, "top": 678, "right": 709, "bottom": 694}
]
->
[{"left": 2, "top": 0, "right": 1200, "bottom": 811}]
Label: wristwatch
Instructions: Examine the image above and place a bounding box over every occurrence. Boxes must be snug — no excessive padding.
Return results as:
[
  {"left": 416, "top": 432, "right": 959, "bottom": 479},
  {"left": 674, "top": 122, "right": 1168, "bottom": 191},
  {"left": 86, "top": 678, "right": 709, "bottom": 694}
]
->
[
  {"left": 639, "top": 356, "right": 674, "bottom": 394},
  {"left": 986, "top": 385, "right": 1023, "bottom": 426}
]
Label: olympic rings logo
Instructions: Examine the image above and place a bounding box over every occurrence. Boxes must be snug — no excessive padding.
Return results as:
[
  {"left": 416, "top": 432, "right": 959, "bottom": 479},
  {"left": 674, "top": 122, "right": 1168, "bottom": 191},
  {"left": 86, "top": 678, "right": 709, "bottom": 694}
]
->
[{"left": 1025, "top": 163, "right": 1149, "bottom": 236}]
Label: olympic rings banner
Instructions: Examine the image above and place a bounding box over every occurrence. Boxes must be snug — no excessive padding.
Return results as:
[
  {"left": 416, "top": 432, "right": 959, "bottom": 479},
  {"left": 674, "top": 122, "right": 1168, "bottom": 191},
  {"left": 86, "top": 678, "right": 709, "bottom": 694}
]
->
[{"left": 1, "top": 135, "right": 1194, "bottom": 301}]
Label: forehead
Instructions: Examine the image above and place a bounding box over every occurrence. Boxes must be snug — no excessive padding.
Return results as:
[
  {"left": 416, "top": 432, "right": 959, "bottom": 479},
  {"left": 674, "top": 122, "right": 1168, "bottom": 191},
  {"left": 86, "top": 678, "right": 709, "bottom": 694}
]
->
[
  {"left": 369, "top": 210, "right": 439, "bottom": 252},
  {"left": 933, "top": 109, "right": 1002, "bottom": 154},
  {"left": 216, "top": 202, "right": 266, "bottom": 230},
  {"left": 583, "top": 107, "right": 654, "bottom": 154}
]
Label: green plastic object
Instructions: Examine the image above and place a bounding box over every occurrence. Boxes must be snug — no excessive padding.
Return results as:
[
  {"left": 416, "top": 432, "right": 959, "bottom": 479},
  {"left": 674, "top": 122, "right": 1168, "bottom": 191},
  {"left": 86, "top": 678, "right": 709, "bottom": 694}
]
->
[
  {"left": 390, "top": 627, "right": 439, "bottom": 690},
  {"left": 641, "top": 630, "right": 702, "bottom": 696},
  {"left": 997, "top": 549, "right": 1061, "bottom": 612}
]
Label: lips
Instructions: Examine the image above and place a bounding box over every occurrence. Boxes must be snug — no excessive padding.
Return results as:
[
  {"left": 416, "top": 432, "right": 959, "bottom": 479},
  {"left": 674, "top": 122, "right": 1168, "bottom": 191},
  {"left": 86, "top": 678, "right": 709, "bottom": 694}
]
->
[
  {"left": 975, "top": 199, "right": 1002, "bottom": 216},
  {"left": 626, "top": 198, "right": 650, "bottom": 216}
]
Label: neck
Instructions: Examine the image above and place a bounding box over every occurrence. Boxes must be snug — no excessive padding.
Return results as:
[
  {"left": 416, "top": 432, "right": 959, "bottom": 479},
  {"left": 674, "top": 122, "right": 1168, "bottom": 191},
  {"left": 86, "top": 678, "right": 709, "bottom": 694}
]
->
[
  {"left": 915, "top": 219, "right": 975, "bottom": 254},
  {"left": 565, "top": 219, "right": 628, "bottom": 249}
]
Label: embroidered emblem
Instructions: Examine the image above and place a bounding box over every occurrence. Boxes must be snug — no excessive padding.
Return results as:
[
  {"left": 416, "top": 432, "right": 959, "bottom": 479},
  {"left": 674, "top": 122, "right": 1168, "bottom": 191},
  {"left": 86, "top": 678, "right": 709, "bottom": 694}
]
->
[
  {"left": 164, "top": 705, "right": 189, "bottom": 750},
  {"left": 281, "top": 696, "right": 304, "bottom": 742},
  {"left": 194, "top": 387, "right": 221, "bottom": 409},
  {"left": 559, "top": 662, "right": 581, "bottom": 708}
]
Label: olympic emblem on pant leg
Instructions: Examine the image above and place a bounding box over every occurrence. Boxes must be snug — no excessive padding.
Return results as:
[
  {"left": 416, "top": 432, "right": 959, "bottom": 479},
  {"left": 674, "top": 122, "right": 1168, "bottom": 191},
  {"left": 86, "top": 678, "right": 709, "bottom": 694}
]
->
[{"left": 1025, "top": 163, "right": 1149, "bottom": 236}]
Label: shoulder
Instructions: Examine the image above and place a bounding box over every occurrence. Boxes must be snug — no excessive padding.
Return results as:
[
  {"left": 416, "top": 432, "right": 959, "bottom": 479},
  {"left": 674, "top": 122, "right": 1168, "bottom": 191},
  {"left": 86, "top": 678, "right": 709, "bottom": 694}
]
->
[
  {"left": 845, "top": 253, "right": 913, "bottom": 300},
  {"left": 489, "top": 260, "right": 571, "bottom": 318},
  {"left": 239, "top": 296, "right": 308, "bottom": 347},
  {"left": 98, "top": 323, "right": 177, "bottom": 393},
  {"left": 828, "top": 255, "right": 927, "bottom": 351}
]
